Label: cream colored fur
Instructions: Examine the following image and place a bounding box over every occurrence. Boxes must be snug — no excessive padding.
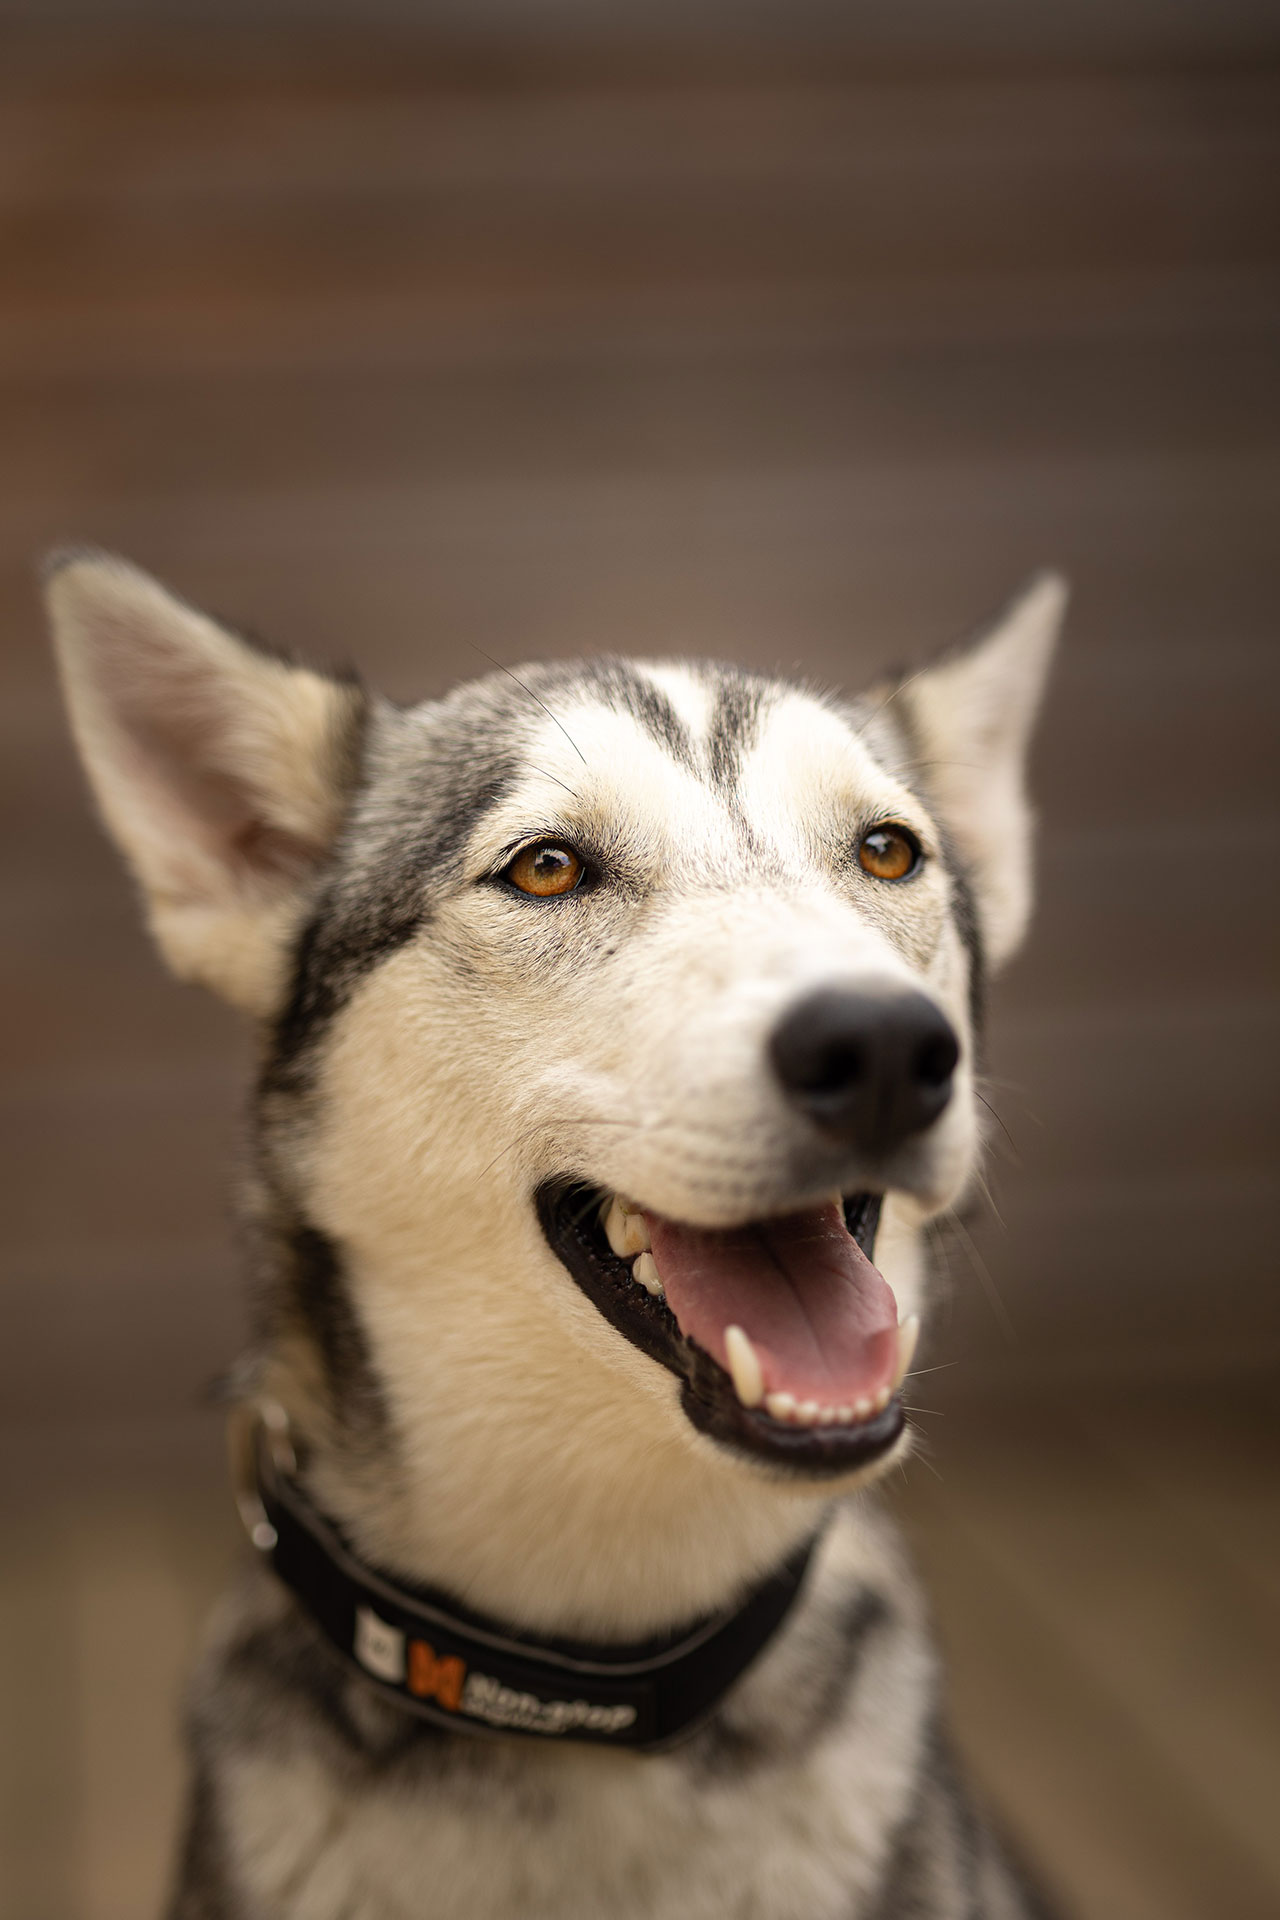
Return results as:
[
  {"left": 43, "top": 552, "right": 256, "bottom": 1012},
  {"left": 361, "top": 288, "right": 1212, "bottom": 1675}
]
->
[
  {"left": 291, "top": 694, "right": 973, "bottom": 1634},
  {"left": 209, "top": 1507, "right": 936, "bottom": 1920},
  {"left": 46, "top": 554, "right": 1064, "bottom": 1919},
  {"left": 47, "top": 555, "right": 362, "bottom": 1014}
]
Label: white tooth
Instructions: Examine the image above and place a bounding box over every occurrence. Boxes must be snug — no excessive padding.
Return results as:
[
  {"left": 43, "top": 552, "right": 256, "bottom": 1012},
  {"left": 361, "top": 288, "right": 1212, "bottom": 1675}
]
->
[
  {"left": 818, "top": 1405, "right": 837, "bottom": 1426},
  {"left": 632, "top": 1251, "right": 664, "bottom": 1297},
  {"left": 797, "top": 1399, "right": 821, "bottom": 1425},
  {"left": 604, "top": 1195, "right": 652, "bottom": 1258},
  {"left": 765, "top": 1391, "right": 797, "bottom": 1423},
  {"left": 853, "top": 1396, "right": 873, "bottom": 1422},
  {"left": 622, "top": 1211, "right": 651, "bottom": 1256},
  {"left": 724, "top": 1325, "right": 764, "bottom": 1409},
  {"left": 835, "top": 1406, "right": 853, "bottom": 1424},
  {"left": 871, "top": 1384, "right": 891, "bottom": 1413},
  {"left": 893, "top": 1314, "right": 920, "bottom": 1389},
  {"left": 603, "top": 1196, "right": 631, "bottom": 1259}
]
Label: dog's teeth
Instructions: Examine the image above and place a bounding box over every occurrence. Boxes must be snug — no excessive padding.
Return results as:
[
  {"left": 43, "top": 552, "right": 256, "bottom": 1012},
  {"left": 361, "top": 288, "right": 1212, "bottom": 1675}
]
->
[
  {"left": 602, "top": 1196, "right": 629, "bottom": 1257},
  {"left": 621, "top": 1206, "right": 651, "bottom": 1256},
  {"left": 724, "top": 1325, "right": 764, "bottom": 1409},
  {"left": 871, "top": 1384, "right": 891, "bottom": 1413},
  {"left": 853, "top": 1395, "right": 873, "bottom": 1422},
  {"left": 764, "top": 1391, "right": 797, "bottom": 1423},
  {"left": 796, "top": 1399, "right": 821, "bottom": 1426},
  {"left": 892, "top": 1314, "right": 920, "bottom": 1390},
  {"left": 835, "top": 1405, "right": 853, "bottom": 1424},
  {"left": 632, "top": 1251, "right": 664, "bottom": 1297},
  {"left": 603, "top": 1196, "right": 652, "bottom": 1260},
  {"left": 818, "top": 1404, "right": 837, "bottom": 1426}
]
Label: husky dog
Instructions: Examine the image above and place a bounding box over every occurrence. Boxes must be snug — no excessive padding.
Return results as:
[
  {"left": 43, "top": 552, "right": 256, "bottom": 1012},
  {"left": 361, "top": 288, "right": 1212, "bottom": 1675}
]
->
[{"left": 47, "top": 552, "right": 1065, "bottom": 1920}]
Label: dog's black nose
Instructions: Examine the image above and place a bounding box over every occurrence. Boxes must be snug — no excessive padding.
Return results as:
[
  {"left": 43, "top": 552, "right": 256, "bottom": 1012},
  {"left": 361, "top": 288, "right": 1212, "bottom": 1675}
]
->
[{"left": 769, "top": 985, "right": 959, "bottom": 1158}]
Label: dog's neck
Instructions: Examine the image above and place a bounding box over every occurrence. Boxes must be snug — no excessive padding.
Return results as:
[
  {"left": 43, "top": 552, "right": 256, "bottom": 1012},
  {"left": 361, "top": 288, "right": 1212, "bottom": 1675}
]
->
[
  {"left": 273, "top": 1339, "right": 828, "bottom": 1645},
  {"left": 262, "top": 1316, "right": 832, "bottom": 1643},
  {"left": 258, "top": 1199, "right": 925, "bottom": 1643}
]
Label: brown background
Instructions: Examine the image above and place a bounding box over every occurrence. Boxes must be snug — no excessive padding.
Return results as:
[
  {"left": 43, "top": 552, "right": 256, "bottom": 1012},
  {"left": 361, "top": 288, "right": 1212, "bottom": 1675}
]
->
[{"left": 1, "top": 10, "right": 1278, "bottom": 1918}]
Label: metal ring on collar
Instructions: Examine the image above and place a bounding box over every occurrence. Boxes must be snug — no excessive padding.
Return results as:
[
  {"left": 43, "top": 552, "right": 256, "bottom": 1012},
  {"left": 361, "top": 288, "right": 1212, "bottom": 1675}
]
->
[{"left": 227, "top": 1398, "right": 297, "bottom": 1553}]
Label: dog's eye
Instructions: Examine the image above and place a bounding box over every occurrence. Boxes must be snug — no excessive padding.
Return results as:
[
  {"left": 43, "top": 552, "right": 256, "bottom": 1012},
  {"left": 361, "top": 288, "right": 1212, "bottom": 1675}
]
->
[
  {"left": 503, "top": 841, "right": 585, "bottom": 898},
  {"left": 857, "top": 824, "right": 921, "bottom": 882}
]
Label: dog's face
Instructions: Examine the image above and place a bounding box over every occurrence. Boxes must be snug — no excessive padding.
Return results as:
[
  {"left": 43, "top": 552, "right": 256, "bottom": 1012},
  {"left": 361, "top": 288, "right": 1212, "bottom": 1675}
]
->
[{"left": 48, "top": 556, "right": 1061, "bottom": 1562}]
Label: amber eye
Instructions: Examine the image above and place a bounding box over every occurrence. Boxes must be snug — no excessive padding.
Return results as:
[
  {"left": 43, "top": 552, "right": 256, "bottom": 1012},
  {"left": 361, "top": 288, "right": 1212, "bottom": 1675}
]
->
[
  {"left": 857, "top": 824, "right": 921, "bottom": 882},
  {"left": 503, "top": 841, "right": 585, "bottom": 898}
]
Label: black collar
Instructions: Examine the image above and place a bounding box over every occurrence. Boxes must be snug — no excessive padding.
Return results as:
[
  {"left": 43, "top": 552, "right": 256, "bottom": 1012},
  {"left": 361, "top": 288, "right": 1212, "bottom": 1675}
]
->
[{"left": 233, "top": 1403, "right": 820, "bottom": 1751}]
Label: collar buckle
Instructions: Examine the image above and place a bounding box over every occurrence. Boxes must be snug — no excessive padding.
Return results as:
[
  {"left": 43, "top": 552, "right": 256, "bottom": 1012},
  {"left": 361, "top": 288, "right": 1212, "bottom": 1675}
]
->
[{"left": 227, "top": 1398, "right": 296, "bottom": 1553}]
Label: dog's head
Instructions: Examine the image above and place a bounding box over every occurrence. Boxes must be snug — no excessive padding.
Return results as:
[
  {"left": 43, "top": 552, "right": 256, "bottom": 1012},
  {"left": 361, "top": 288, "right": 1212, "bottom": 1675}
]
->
[{"left": 47, "top": 554, "right": 1061, "bottom": 1612}]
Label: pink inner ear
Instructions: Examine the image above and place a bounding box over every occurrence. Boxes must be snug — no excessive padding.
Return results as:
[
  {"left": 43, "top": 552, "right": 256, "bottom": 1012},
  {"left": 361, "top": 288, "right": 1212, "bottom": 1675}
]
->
[
  {"left": 230, "top": 816, "right": 323, "bottom": 882},
  {"left": 111, "top": 667, "right": 317, "bottom": 889},
  {"left": 49, "top": 558, "right": 364, "bottom": 964},
  {"left": 113, "top": 722, "right": 273, "bottom": 885}
]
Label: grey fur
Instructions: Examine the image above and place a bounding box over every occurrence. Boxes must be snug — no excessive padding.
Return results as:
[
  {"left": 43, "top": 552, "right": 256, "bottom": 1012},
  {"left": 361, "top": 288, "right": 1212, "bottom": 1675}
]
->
[{"left": 45, "top": 555, "right": 1066, "bottom": 1920}]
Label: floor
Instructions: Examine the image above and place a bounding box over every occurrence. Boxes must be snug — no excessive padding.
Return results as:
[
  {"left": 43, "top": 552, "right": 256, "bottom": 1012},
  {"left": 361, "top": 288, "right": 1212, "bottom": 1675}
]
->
[{"left": 1, "top": 23, "right": 1278, "bottom": 1919}]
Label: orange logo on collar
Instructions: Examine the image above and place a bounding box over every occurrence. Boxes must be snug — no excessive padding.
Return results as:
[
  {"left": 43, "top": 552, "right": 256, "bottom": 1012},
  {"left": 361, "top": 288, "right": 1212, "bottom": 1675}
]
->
[{"left": 407, "top": 1639, "right": 466, "bottom": 1712}]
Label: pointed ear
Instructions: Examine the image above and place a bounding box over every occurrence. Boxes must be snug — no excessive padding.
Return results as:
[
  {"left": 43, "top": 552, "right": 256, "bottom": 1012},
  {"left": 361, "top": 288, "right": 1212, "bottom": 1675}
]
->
[
  {"left": 45, "top": 551, "right": 366, "bottom": 1015},
  {"left": 897, "top": 573, "right": 1066, "bottom": 972}
]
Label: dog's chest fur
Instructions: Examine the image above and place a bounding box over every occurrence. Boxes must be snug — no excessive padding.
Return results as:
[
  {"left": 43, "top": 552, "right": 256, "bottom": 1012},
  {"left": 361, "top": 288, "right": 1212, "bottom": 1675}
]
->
[{"left": 179, "top": 1508, "right": 1017, "bottom": 1920}]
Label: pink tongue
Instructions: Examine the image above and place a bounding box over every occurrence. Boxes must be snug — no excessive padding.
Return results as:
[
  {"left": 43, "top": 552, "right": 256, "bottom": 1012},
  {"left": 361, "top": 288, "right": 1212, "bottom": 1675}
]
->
[{"left": 645, "top": 1199, "right": 899, "bottom": 1405}]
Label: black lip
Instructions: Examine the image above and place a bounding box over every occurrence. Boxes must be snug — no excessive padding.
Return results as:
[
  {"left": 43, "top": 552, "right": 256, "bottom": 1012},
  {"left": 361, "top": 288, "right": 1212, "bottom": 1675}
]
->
[{"left": 534, "top": 1182, "right": 906, "bottom": 1479}]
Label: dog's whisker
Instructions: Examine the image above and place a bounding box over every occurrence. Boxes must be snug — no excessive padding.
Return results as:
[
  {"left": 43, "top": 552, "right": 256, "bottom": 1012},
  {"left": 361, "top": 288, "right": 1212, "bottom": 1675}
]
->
[
  {"left": 526, "top": 765, "right": 583, "bottom": 801},
  {"left": 566, "top": 1190, "right": 605, "bottom": 1231},
  {"left": 973, "top": 1090, "right": 1021, "bottom": 1164},
  {"left": 463, "top": 638, "right": 588, "bottom": 766},
  {"left": 899, "top": 758, "right": 989, "bottom": 775},
  {"left": 476, "top": 1126, "right": 546, "bottom": 1182},
  {"left": 939, "top": 1208, "right": 1019, "bottom": 1347},
  {"left": 902, "top": 1438, "right": 945, "bottom": 1483},
  {"left": 969, "top": 1165, "right": 1007, "bottom": 1234},
  {"left": 979, "top": 1073, "right": 1034, "bottom": 1102},
  {"left": 856, "top": 662, "right": 932, "bottom": 732}
]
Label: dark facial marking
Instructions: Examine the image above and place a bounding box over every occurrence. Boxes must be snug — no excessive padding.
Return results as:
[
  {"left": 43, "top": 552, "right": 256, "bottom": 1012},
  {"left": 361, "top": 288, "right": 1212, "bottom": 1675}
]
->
[
  {"left": 264, "top": 730, "right": 518, "bottom": 1097},
  {"left": 280, "top": 1224, "right": 388, "bottom": 1442},
  {"left": 706, "top": 670, "right": 765, "bottom": 793},
  {"left": 539, "top": 657, "right": 697, "bottom": 774}
]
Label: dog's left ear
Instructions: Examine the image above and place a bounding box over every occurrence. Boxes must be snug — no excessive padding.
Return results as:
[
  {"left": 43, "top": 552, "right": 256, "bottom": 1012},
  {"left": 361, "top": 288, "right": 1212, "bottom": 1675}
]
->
[
  {"left": 897, "top": 572, "right": 1066, "bottom": 971},
  {"left": 45, "top": 550, "right": 366, "bottom": 1016}
]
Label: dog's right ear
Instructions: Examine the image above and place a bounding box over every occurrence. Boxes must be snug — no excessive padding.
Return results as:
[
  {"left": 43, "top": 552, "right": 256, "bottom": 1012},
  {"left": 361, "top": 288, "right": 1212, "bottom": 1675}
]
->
[
  {"left": 890, "top": 572, "right": 1066, "bottom": 974},
  {"left": 44, "top": 551, "right": 366, "bottom": 1017}
]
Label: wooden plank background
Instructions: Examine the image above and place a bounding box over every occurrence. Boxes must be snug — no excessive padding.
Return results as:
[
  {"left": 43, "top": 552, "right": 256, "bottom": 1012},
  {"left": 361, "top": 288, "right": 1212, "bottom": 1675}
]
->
[{"left": 0, "top": 22, "right": 1277, "bottom": 1920}]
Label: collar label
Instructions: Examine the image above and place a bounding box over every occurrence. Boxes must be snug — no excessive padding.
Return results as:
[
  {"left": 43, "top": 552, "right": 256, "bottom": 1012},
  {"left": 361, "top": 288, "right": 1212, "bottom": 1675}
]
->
[
  {"left": 258, "top": 1441, "right": 817, "bottom": 1750},
  {"left": 355, "top": 1604, "right": 638, "bottom": 1736}
]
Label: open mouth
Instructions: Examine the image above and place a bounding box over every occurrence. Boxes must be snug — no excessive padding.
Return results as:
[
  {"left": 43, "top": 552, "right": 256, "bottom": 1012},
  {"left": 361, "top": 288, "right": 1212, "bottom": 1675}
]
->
[{"left": 535, "top": 1183, "right": 915, "bottom": 1476}]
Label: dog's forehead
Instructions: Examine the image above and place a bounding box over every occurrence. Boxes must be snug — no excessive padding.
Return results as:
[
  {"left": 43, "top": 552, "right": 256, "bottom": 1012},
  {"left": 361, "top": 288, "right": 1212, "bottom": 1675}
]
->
[{"left": 475, "top": 659, "right": 913, "bottom": 868}]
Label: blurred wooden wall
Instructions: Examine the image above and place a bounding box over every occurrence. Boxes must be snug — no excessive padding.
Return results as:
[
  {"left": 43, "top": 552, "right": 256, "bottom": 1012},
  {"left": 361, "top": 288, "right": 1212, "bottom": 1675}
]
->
[{"left": 1, "top": 26, "right": 1278, "bottom": 1438}]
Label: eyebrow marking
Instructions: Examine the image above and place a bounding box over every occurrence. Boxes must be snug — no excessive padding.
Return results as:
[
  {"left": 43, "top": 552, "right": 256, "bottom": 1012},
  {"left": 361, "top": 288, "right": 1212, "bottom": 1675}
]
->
[
  {"left": 574, "top": 659, "right": 699, "bottom": 771},
  {"left": 707, "top": 671, "right": 765, "bottom": 793}
]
